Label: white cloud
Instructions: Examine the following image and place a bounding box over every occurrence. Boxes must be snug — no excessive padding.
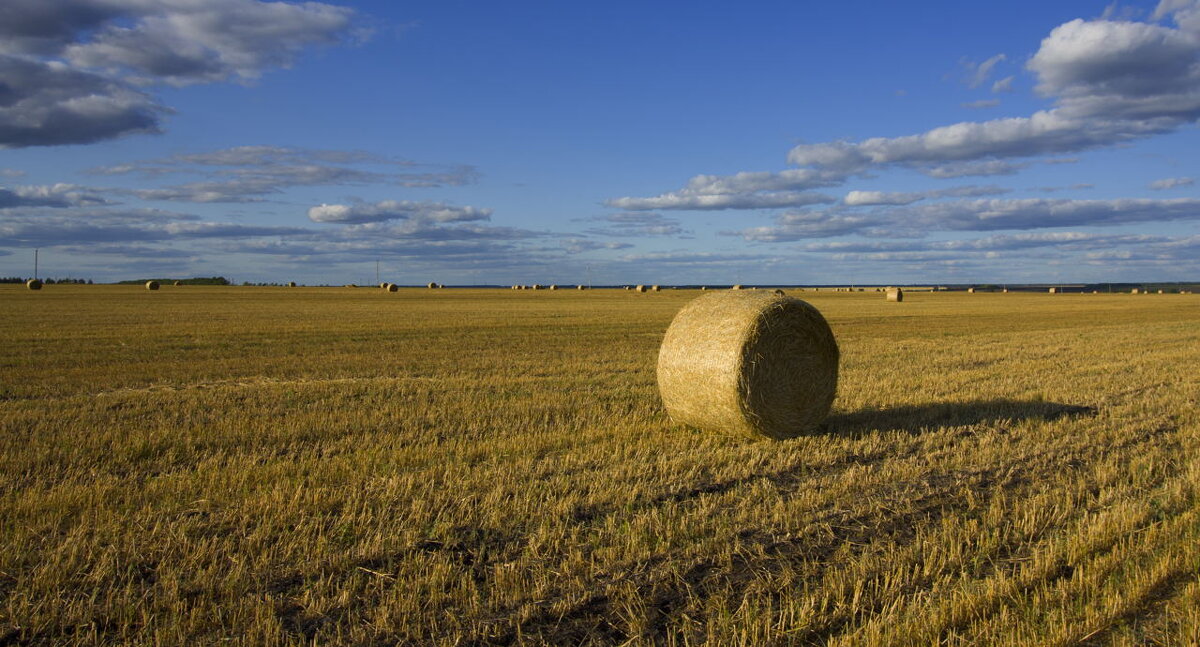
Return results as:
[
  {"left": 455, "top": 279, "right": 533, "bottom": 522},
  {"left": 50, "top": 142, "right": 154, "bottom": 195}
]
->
[
  {"left": 963, "top": 53, "right": 1007, "bottom": 88},
  {"left": 992, "top": 76, "right": 1015, "bottom": 93},
  {"left": 1149, "top": 176, "right": 1194, "bottom": 189},
  {"left": 962, "top": 99, "right": 1001, "bottom": 109},
  {"left": 0, "top": 1, "right": 359, "bottom": 147},
  {"left": 307, "top": 200, "right": 492, "bottom": 224},
  {"left": 0, "top": 183, "right": 110, "bottom": 208},
  {"left": 735, "top": 197, "right": 1200, "bottom": 241}
]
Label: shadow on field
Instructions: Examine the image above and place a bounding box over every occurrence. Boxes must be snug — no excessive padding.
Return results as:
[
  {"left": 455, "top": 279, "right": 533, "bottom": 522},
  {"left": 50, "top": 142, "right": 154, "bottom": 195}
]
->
[{"left": 823, "top": 399, "right": 1097, "bottom": 436}]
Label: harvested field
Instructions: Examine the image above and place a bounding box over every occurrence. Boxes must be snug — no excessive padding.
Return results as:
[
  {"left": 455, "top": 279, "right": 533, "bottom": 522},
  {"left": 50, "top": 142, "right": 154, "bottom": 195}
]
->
[{"left": 1, "top": 286, "right": 1198, "bottom": 646}]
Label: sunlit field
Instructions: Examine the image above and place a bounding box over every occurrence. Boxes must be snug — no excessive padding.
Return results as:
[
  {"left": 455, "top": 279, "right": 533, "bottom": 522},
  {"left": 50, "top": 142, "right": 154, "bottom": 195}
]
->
[{"left": 2, "top": 285, "right": 1198, "bottom": 646}]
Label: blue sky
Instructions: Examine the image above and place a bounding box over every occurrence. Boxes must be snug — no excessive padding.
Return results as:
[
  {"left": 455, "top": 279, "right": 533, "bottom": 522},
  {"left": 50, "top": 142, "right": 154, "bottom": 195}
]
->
[{"left": 2, "top": 0, "right": 1199, "bottom": 285}]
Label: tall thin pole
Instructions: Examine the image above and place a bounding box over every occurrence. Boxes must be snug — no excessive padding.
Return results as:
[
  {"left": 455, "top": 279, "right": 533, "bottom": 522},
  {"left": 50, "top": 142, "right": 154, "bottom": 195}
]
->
[
  {"left": 34, "top": 248, "right": 38, "bottom": 280},
  {"left": 375, "top": 260, "right": 380, "bottom": 285}
]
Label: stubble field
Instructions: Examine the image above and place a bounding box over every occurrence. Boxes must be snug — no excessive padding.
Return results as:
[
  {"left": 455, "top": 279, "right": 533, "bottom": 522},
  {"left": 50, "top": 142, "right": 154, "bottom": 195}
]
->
[{"left": 1, "top": 285, "right": 1198, "bottom": 646}]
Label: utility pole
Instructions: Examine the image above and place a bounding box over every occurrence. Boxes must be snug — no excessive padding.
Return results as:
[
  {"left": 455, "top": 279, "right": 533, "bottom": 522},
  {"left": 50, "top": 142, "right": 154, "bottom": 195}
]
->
[
  {"left": 586, "top": 264, "right": 592, "bottom": 289},
  {"left": 375, "top": 260, "right": 380, "bottom": 285},
  {"left": 34, "top": 248, "right": 38, "bottom": 280}
]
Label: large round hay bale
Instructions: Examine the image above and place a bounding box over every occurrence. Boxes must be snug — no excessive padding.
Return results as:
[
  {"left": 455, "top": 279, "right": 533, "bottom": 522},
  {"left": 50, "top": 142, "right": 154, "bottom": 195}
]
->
[
  {"left": 652, "top": 285, "right": 660, "bottom": 292},
  {"left": 968, "top": 287, "right": 976, "bottom": 293},
  {"left": 549, "top": 284, "right": 558, "bottom": 291},
  {"left": 657, "top": 291, "right": 839, "bottom": 440},
  {"left": 427, "top": 282, "right": 437, "bottom": 289},
  {"left": 886, "top": 287, "right": 903, "bottom": 302},
  {"left": 26, "top": 279, "right": 42, "bottom": 290},
  {"left": 288, "top": 281, "right": 297, "bottom": 287},
  {"left": 577, "top": 285, "right": 587, "bottom": 290},
  {"left": 145, "top": 280, "right": 160, "bottom": 291},
  {"left": 1048, "top": 287, "right": 1058, "bottom": 294},
  {"left": 731, "top": 284, "right": 743, "bottom": 290},
  {"left": 386, "top": 283, "right": 398, "bottom": 292},
  {"left": 624, "top": 286, "right": 632, "bottom": 290},
  {"left": 636, "top": 284, "right": 647, "bottom": 293},
  {"left": 531, "top": 284, "right": 542, "bottom": 290}
]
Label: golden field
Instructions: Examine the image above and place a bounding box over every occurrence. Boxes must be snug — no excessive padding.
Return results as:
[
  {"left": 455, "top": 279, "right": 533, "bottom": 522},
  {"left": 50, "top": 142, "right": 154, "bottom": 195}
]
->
[{"left": 1, "top": 285, "right": 1198, "bottom": 646}]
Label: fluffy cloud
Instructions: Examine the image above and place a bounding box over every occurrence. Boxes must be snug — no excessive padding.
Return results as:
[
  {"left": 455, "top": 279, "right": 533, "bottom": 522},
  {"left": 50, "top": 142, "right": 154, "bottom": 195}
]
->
[
  {"left": 0, "top": 56, "right": 166, "bottom": 148},
  {"left": 307, "top": 201, "right": 492, "bottom": 225},
  {"left": 786, "top": 8, "right": 1200, "bottom": 174},
  {"left": 605, "top": 168, "right": 842, "bottom": 211},
  {"left": 843, "top": 185, "right": 1008, "bottom": 206},
  {"left": 0, "top": 183, "right": 109, "bottom": 208},
  {"left": 0, "top": 1, "right": 358, "bottom": 147}
]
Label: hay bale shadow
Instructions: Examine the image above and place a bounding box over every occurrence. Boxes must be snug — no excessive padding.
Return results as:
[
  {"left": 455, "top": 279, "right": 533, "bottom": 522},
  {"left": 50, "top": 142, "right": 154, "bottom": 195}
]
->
[{"left": 822, "top": 399, "right": 1097, "bottom": 437}]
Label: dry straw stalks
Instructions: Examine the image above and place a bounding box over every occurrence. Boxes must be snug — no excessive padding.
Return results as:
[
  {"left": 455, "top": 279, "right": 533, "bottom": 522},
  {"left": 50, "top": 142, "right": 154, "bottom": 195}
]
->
[{"left": 657, "top": 290, "right": 839, "bottom": 440}]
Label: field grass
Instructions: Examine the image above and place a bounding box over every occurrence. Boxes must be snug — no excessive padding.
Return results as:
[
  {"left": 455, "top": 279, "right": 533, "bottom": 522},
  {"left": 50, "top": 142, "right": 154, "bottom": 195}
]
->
[{"left": 2, "top": 285, "right": 1198, "bottom": 646}]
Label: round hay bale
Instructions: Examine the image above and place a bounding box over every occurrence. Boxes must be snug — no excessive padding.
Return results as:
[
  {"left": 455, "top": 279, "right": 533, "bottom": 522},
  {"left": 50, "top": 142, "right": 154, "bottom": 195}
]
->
[
  {"left": 549, "top": 284, "right": 558, "bottom": 291},
  {"left": 636, "top": 285, "right": 647, "bottom": 293},
  {"left": 1158, "top": 289, "right": 1164, "bottom": 294},
  {"left": 652, "top": 285, "right": 660, "bottom": 292},
  {"left": 380, "top": 282, "right": 388, "bottom": 289},
  {"left": 427, "top": 282, "right": 437, "bottom": 289},
  {"left": 287, "top": 281, "right": 297, "bottom": 287},
  {"left": 145, "top": 280, "right": 160, "bottom": 291},
  {"left": 886, "top": 287, "right": 903, "bottom": 302},
  {"left": 700, "top": 286, "right": 707, "bottom": 291},
  {"left": 1132, "top": 288, "right": 1140, "bottom": 294},
  {"left": 968, "top": 287, "right": 976, "bottom": 293},
  {"left": 532, "top": 284, "right": 543, "bottom": 290},
  {"left": 731, "top": 284, "right": 743, "bottom": 290},
  {"left": 1048, "top": 287, "right": 1058, "bottom": 294},
  {"left": 577, "top": 285, "right": 587, "bottom": 290},
  {"left": 1002, "top": 288, "right": 1009, "bottom": 293},
  {"left": 386, "top": 283, "right": 398, "bottom": 292},
  {"left": 26, "top": 279, "right": 42, "bottom": 290},
  {"left": 657, "top": 291, "right": 839, "bottom": 440}
]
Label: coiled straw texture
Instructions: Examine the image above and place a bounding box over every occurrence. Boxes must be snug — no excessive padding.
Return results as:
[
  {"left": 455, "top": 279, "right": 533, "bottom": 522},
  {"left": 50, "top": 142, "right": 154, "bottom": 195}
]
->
[{"left": 657, "top": 291, "right": 839, "bottom": 440}]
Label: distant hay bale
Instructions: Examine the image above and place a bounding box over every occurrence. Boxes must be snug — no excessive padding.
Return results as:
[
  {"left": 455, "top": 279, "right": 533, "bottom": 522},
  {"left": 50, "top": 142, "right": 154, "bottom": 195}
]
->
[
  {"left": 1158, "top": 289, "right": 1164, "bottom": 294},
  {"left": 1003, "top": 288, "right": 1009, "bottom": 293},
  {"left": 532, "top": 284, "right": 543, "bottom": 290},
  {"left": 1132, "top": 288, "right": 1140, "bottom": 294},
  {"left": 657, "top": 290, "right": 839, "bottom": 440},
  {"left": 700, "top": 286, "right": 707, "bottom": 291},
  {"left": 288, "top": 281, "right": 297, "bottom": 287},
  {"left": 1049, "top": 287, "right": 1058, "bottom": 294},
  {"left": 173, "top": 280, "right": 182, "bottom": 286},
  {"left": 380, "top": 282, "right": 388, "bottom": 289},
  {"left": 968, "top": 287, "right": 976, "bottom": 293},
  {"left": 577, "top": 285, "right": 587, "bottom": 290},
  {"left": 886, "top": 287, "right": 903, "bottom": 302},
  {"left": 731, "top": 284, "right": 743, "bottom": 290},
  {"left": 145, "top": 280, "right": 160, "bottom": 291},
  {"left": 636, "top": 284, "right": 647, "bottom": 293},
  {"left": 26, "top": 279, "right": 42, "bottom": 290},
  {"left": 427, "top": 282, "right": 438, "bottom": 289},
  {"left": 652, "top": 285, "right": 661, "bottom": 292},
  {"left": 386, "top": 283, "right": 398, "bottom": 292},
  {"left": 549, "top": 284, "right": 558, "bottom": 291}
]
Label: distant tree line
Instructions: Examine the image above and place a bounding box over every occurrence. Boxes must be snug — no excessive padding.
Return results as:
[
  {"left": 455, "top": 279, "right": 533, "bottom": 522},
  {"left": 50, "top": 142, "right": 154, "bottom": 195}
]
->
[
  {"left": 1, "top": 277, "right": 92, "bottom": 284},
  {"left": 115, "top": 276, "right": 231, "bottom": 285}
]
